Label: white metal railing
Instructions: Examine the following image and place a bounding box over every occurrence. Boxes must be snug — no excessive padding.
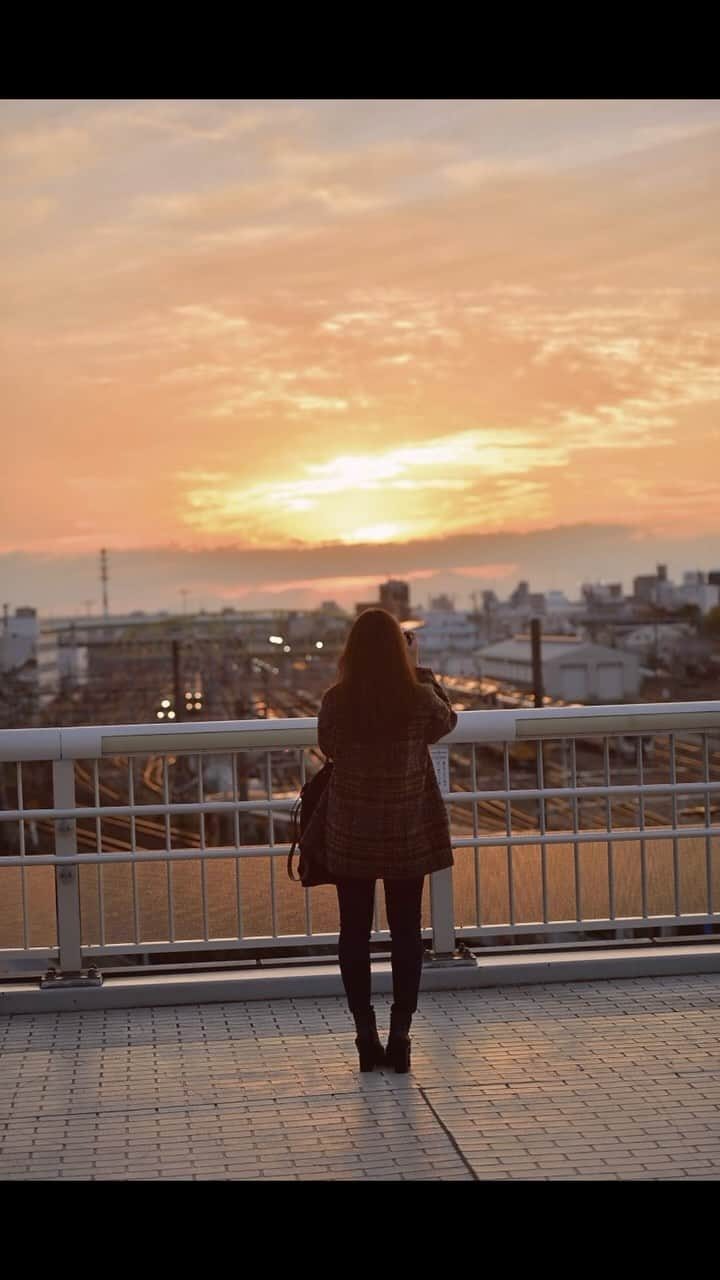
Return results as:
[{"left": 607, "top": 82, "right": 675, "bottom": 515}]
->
[{"left": 0, "top": 700, "right": 719, "bottom": 982}]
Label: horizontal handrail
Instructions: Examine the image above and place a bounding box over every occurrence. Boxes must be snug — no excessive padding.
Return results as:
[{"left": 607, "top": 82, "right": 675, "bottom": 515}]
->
[
  {"left": 0, "top": 823, "right": 716, "bottom": 869},
  {"left": 2, "top": 778, "right": 720, "bottom": 825},
  {"left": 2, "top": 699, "right": 719, "bottom": 974},
  {"left": 2, "top": 700, "right": 720, "bottom": 762}
]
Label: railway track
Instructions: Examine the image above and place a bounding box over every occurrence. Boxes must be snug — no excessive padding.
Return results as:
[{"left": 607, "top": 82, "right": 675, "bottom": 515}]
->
[
  {"left": 73, "top": 762, "right": 202, "bottom": 849},
  {"left": 48, "top": 685, "right": 718, "bottom": 854}
]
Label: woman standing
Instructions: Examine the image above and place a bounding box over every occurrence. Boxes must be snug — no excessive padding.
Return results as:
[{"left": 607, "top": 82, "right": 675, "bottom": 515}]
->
[{"left": 316, "top": 608, "right": 457, "bottom": 1073}]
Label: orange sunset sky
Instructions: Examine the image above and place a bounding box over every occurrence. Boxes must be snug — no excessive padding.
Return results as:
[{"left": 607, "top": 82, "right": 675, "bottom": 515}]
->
[{"left": 2, "top": 98, "right": 719, "bottom": 614}]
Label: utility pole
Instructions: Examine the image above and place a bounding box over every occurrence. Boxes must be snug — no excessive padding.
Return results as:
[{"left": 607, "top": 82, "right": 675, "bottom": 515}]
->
[
  {"left": 100, "top": 548, "right": 109, "bottom": 618},
  {"left": 530, "top": 616, "right": 544, "bottom": 708},
  {"left": 172, "top": 639, "right": 182, "bottom": 719}
]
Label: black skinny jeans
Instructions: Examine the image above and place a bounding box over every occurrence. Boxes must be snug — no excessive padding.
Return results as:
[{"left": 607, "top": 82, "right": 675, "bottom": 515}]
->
[{"left": 336, "top": 876, "right": 425, "bottom": 1016}]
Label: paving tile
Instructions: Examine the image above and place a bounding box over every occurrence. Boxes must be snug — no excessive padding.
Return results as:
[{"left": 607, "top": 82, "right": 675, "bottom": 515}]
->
[{"left": 1, "top": 975, "right": 719, "bottom": 1180}]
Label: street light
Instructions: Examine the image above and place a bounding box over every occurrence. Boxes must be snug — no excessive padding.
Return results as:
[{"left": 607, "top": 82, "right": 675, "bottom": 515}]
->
[
  {"left": 315, "top": 641, "right": 324, "bottom": 649},
  {"left": 185, "top": 686, "right": 203, "bottom": 715},
  {"left": 269, "top": 635, "right": 283, "bottom": 645}
]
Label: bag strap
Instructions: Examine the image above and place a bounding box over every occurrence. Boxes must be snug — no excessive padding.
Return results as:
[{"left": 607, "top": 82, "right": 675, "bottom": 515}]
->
[
  {"left": 287, "top": 795, "right": 302, "bottom": 881},
  {"left": 287, "top": 840, "right": 300, "bottom": 881}
]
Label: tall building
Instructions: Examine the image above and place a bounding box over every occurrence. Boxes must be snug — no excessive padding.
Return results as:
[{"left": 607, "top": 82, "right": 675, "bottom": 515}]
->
[
  {"left": 379, "top": 579, "right": 411, "bottom": 622},
  {"left": 677, "top": 577, "right": 719, "bottom": 614},
  {"left": 582, "top": 582, "right": 623, "bottom": 605},
  {"left": 0, "top": 607, "right": 39, "bottom": 671},
  {"left": 633, "top": 574, "right": 658, "bottom": 604},
  {"left": 430, "top": 593, "right": 455, "bottom": 612},
  {"left": 509, "top": 581, "right": 530, "bottom": 609}
]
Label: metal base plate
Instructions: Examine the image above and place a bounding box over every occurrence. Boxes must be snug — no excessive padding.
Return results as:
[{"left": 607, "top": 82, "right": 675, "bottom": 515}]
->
[
  {"left": 423, "top": 947, "right": 478, "bottom": 968},
  {"left": 40, "top": 971, "right": 103, "bottom": 990}
]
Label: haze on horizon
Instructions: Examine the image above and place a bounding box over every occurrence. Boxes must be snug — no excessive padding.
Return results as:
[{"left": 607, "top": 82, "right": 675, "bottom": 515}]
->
[{"left": 2, "top": 98, "right": 719, "bottom": 615}]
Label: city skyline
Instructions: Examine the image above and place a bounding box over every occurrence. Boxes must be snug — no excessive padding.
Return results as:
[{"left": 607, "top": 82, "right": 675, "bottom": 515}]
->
[{"left": 3, "top": 99, "right": 719, "bottom": 613}]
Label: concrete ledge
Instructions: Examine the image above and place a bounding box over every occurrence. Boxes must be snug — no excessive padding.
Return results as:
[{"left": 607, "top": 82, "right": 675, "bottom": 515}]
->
[{"left": 1, "top": 944, "right": 719, "bottom": 1015}]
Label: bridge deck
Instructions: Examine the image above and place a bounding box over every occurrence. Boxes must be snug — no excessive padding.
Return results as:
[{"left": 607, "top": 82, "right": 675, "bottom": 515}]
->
[{"left": 1, "top": 973, "right": 719, "bottom": 1180}]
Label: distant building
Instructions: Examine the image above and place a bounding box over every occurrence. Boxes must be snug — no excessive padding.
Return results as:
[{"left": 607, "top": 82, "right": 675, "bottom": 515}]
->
[
  {"left": 619, "top": 623, "right": 693, "bottom": 665},
  {"left": 633, "top": 574, "right": 659, "bottom": 605},
  {"left": 379, "top": 580, "right": 411, "bottom": 622},
  {"left": 676, "top": 578, "right": 719, "bottom": 615},
  {"left": 509, "top": 581, "right": 530, "bottom": 609},
  {"left": 36, "top": 629, "right": 63, "bottom": 706},
  {"left": 1, "top": 608, "right": 87, "bottom": 705},
  {"left": 477, "top": 636, "right": 641, "bottom": 703},
  {"left": 629, "top": 566, "right": 717, "bottom": 614},
  {"left": 430, "top": 594, "right": 455, "bottom": 612},
  {"left": 582, "top": 582, "right": 624, "bottom": 605},
  {"left": 656, "top": 577, "right": 677, "bottom": 608},
  {"left": 413, "top": 610, "right": 481, "bottom": 676},
  {"left": 355, "top": 601, "right": 378, "bottom": 617},
  {"left": 543, "top": 591, "right": 579, "bottom": 634},
  {"left": 1, "top": 606, "right": 39, "bottom": 671}
]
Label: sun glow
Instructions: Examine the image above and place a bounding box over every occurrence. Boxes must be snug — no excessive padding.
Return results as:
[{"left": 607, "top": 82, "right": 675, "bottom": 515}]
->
[
  {"left": 179, "top": 428, "right": 566, "bottom": 545},
  {"left": 343, "top": 523, "right": 403, "bottom": 544},
  {"left": 4, "top": 97, "right": 719, "bottom": 611}
]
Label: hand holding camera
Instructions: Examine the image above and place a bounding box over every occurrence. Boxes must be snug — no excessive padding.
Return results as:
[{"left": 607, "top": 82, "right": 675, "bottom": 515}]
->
[{"left": 405, "top": 629, "right": 419, "bottom": 666}]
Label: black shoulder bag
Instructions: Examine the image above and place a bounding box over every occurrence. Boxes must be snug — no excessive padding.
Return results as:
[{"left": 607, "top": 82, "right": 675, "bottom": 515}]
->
[{"left": 286, "top": 760, "right": 336, "bottom": 887}]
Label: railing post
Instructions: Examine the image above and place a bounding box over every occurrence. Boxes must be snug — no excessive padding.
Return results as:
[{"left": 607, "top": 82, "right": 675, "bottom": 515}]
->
[
  {"left": 424, "top": 743, "right": 478, "bottom": 967},
  {"left": 40, "top": 759, "right": 102, "bottom": 989},
  {"left": 426, "top": 867, "right": 476, "bottom": 966},
  {"left": 429, "top": 867, "right": 456, "bottom": 955}
]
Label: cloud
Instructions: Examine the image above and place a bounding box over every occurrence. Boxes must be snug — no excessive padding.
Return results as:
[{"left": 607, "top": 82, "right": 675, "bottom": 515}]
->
[
  {"left": 0, "top": 195, "right": 57, "bottom": 234},
  {"left": 1, "top": 98, "right": 719, "bottom": 586},
  {"left": 0, "top": 124, "right": 96, "bottom": 179},
  {"left": 176, "top": 427, "right": 573, "bottom": 544},
  {"left": 5, "top": 523, "right": 720, "bottom": 616}
]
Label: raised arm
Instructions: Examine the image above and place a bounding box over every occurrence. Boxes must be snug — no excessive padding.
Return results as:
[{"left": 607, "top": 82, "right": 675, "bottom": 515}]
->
[
  {"left": 416, "top": 666, "right": 458, "bottom": 743},
  {"left": 317, "top": 686, "right": 339, "bottom": 759}
]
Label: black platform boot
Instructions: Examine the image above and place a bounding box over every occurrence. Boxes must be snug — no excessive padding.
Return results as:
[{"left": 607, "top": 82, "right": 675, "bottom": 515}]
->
[
  {"left": 386, "top": 1005, "right": 412, "bottom": 1074},
  {"left": 353, "top": 1007, "right": 386, "bottom": 1072}
]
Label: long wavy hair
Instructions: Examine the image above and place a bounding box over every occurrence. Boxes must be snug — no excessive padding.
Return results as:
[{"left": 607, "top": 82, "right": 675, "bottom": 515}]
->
[{"left": 336, "top": 608, "right": 419, "bottom": 738}]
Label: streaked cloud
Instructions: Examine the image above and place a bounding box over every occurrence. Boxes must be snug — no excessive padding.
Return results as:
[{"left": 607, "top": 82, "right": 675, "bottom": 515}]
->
[{"left": 1, "top": 98, "right": 719, "bottom": 608}]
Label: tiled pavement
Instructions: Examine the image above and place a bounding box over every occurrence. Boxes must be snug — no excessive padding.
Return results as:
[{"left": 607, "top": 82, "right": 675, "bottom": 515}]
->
[{"left": 1, "top": 974, "right": 719, "bottom": 1180}]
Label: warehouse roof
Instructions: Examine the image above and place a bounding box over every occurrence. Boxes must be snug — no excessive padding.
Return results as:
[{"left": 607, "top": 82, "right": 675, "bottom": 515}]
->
[{"left": 478, "top": 637, "right": 637, "bottom": 665}]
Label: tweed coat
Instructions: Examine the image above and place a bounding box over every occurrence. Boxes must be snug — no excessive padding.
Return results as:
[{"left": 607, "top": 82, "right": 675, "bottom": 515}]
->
[{"left": 312, "top": 666, "right": 458, "bottom": 880}]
